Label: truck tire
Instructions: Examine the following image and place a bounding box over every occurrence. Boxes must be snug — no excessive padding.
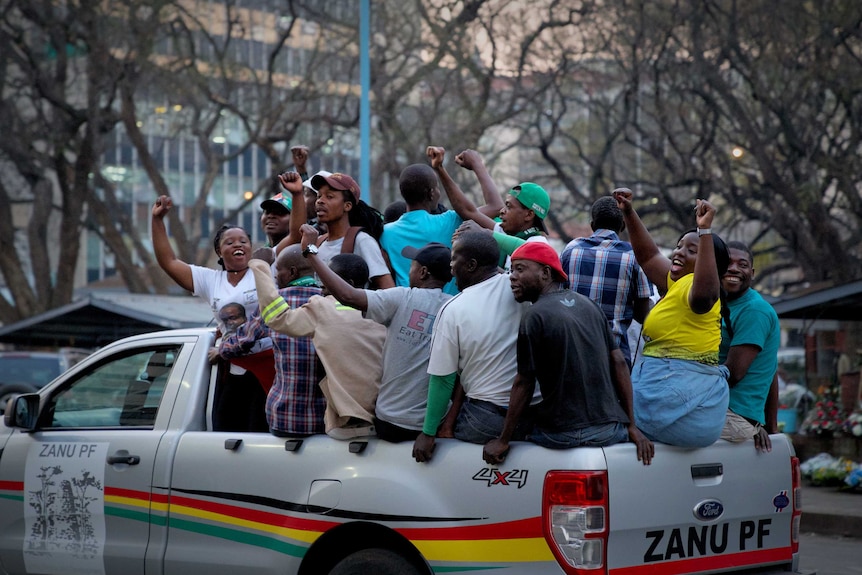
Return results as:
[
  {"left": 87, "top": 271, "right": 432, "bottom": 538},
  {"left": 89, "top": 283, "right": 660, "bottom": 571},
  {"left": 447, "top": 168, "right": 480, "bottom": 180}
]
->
[{"left": 328, "top": 548, "right": 423, "bottom": 575}]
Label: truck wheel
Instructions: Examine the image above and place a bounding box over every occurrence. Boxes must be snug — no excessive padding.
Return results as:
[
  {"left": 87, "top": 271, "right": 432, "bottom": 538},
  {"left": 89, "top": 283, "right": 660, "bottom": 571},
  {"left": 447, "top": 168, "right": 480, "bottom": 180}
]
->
[{"left": 328, "top": 548, "right": 423, "bottom": 575}]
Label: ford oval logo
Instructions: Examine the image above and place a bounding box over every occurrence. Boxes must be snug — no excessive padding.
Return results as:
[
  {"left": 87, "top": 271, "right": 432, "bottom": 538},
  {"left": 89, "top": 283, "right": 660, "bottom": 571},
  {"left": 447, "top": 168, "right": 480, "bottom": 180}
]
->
[{"left": 693, "top": 500, "right": 724, "bottom": 521}]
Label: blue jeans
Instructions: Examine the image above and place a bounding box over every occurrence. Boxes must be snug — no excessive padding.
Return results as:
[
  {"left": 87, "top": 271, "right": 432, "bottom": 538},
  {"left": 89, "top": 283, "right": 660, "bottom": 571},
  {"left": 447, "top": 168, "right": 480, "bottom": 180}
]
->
[
  {"left": 454, "top": 398, "right": 532, "bottom": 444},
  {"left": 528, "top": 421, "right": 629, "bottom": 449},
  {"left": 632, "top": 356, "right": 729, "bottom": 448}
]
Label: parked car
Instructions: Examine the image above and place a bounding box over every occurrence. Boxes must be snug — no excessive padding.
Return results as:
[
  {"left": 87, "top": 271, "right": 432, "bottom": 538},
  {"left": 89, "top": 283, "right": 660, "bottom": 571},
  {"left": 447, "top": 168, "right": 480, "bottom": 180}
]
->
[{"left": 0, "top": 349, "right": 90, "bottom": 414}]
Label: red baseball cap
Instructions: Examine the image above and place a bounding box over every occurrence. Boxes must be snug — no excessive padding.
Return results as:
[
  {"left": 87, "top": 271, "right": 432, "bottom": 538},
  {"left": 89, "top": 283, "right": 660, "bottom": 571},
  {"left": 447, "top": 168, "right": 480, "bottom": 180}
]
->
[{"left": 511, "top": 241, "right": 567, "bottom": 282}]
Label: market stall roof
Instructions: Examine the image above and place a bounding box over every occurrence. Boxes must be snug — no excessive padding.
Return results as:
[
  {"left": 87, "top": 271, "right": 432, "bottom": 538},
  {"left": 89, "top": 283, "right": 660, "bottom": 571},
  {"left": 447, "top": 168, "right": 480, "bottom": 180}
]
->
[
  {"left": 0, "top": 292, "right": 213, "bottom": 348},
  {"left": 768, "top": 279, "right": 862, "bottom": 322}
]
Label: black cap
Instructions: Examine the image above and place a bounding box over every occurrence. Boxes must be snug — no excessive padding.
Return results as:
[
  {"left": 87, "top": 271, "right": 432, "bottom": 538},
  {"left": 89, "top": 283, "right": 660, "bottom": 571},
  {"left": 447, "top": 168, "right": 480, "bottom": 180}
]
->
[{"left": 401, "top": 243, "right": 452, "bottom": 282}]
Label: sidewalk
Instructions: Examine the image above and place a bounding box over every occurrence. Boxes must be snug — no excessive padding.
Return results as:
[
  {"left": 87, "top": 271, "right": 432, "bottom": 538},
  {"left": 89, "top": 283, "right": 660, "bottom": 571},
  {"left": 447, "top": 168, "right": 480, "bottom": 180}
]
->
[{"left": 800, "top": 484, "right": 862, "bottom": 538}]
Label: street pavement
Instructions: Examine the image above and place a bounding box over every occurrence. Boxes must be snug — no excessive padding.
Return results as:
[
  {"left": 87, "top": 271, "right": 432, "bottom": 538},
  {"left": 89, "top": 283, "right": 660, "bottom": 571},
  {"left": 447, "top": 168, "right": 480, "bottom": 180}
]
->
[
  {"left": 798, "top": 533, "right": 862, "bottom": 575},
  {"left": 800, "top": 484, "right": 862, "bottom": 539}
]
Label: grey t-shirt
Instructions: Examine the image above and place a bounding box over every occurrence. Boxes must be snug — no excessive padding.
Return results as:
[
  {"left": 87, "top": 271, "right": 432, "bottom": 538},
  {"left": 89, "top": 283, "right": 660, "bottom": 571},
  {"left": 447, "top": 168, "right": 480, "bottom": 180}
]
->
[{"left": 365, "top": 286, "right": 452, "bottom": 430}]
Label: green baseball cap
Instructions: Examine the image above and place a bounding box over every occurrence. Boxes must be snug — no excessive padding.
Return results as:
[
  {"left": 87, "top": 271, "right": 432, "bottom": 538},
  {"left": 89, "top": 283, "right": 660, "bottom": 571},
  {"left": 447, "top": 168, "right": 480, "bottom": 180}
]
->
[{"left": 509, "top": 182, "right": 549, "bottom": 219}]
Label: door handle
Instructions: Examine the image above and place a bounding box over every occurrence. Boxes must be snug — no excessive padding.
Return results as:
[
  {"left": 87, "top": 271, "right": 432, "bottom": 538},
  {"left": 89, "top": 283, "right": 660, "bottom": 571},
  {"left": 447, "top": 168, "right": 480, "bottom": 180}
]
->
[
  {"left": 107, "top": 453, "right": 141, "bottom": 465},
  {"left": 691, "top": 463, "right": 723, "bottom": 479}
]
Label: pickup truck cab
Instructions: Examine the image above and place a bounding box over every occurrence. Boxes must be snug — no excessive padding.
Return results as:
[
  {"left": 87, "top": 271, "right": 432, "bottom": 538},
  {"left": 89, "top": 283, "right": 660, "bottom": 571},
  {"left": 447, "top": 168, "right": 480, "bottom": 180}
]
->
[{"left": 0, "top": 328, "right": 805, "bottom": 575}]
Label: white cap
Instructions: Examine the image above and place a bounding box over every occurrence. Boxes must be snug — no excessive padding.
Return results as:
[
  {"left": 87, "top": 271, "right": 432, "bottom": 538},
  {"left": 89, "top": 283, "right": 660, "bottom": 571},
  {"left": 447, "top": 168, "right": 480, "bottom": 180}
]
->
[{"left": 303, "top": 170, "right": 332, "bottom": 193}]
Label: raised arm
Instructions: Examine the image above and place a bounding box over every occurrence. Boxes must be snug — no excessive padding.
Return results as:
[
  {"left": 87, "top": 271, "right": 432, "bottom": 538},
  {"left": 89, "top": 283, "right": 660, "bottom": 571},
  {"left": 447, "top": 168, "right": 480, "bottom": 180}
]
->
[
  {"left": 273, "top": 171, "right": 306, "bottom": 255},
  {"left": 427, "top": 146, "right": 496, "bottom": 230},
  {"left": 299, "top": 224, "right": 369, "bottom": 311},
  {"left": 455, "top": 149, "right": 504, "bottom": 219},
  {"left": 613, "top": 188, "right": 670, "bottom": 293},
  {"left": 250, "top": 259, "right": 315, "bottom": 338},
  {"left": 688, "top": 199, "right": 720, "bottom": 314},
  {"left": 290, "top": 145, "right": 310, "bottom": 181},
  {"left": 151, "top": 195, "right": 194, "bottom": 292}
]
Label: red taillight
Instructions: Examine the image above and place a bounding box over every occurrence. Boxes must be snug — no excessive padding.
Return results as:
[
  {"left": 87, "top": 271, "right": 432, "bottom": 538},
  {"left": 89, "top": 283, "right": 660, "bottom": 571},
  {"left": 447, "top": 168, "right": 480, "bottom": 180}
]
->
[
  {"left": 790, "top": 456, "right": 801, "bottom": 554},
  {"left": 543, "top": 471, "right": 608, "bottom": 574}
]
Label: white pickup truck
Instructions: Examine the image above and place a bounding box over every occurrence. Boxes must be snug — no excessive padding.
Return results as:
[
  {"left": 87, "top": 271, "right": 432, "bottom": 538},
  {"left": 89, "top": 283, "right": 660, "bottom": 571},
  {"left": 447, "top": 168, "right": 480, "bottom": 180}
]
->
[{"left": 0, "top": 328, "right": 807, "bottom": 575}]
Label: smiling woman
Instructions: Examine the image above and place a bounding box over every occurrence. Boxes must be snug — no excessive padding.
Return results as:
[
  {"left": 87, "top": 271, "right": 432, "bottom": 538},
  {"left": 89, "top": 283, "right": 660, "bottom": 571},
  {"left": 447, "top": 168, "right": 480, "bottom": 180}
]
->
[
  {"left": 613, "top": 188, "right": 731, "bottom": 448},
  {"left": 151, "top": 195, "right": 268, "bottom": 433},
  {"left": 151, "top": 196, "right": 258, "bottom": 323}
]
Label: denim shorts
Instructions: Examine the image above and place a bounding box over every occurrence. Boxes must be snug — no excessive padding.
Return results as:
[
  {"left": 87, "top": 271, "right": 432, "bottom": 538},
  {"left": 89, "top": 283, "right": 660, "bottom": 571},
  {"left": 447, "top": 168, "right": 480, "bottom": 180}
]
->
[
  {"left": 528, "top": 421, "right": 629, "bottom": 450},
  {"left": 453, "top": 398, "right": 533, "bottom": 444},
  {"left": 632, "top": 356, "right": 729, "bottom": 448}
]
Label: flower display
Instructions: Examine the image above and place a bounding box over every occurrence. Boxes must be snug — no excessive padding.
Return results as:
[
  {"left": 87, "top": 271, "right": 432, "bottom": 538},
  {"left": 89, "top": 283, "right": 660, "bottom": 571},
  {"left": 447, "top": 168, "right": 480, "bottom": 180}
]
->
[
  {"left": 800, "top": 400, "right": 845, "bottom": 437},
  {"left": 842, "top": 411, "right": 862, "bottom": 438},
  {"left": 800, "top": 453, "right": 857, "bottom": 486}
]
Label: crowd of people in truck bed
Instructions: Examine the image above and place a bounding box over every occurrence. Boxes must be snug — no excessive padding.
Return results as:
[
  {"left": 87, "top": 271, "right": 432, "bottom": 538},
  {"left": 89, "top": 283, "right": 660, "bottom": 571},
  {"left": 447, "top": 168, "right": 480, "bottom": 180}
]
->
[{"left": 152, "top": 144, "right": 780, "bottom": 465}]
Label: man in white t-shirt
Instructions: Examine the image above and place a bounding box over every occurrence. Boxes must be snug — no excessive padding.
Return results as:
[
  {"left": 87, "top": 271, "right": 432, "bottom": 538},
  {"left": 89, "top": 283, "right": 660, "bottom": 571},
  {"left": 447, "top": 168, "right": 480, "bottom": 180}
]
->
[{"left": 412, "top": 231, "right": 539, "bottom": 462}]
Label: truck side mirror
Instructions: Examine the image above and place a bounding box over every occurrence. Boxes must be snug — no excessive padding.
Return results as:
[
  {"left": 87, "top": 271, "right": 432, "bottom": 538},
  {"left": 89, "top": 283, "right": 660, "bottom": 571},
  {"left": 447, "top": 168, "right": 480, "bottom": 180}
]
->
[{"left": 3, "top": 393, "right": 40, "bottom": 431}]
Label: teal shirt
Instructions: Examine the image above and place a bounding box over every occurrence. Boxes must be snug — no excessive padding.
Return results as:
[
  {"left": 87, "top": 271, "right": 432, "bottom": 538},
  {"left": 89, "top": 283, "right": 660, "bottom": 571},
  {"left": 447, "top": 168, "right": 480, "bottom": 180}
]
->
[
  {"left": 719, "top": 288, "right": 780, "bottom": 424},
  {"left": 380, "top": 210, "right": 462, "bottom": 295}
]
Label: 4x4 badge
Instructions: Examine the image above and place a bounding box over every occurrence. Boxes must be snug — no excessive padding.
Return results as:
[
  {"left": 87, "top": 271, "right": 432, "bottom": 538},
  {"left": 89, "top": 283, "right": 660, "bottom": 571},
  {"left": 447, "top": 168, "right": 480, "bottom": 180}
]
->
[{"left": 472, "top": 468, "right": 528, "bottom": 488}]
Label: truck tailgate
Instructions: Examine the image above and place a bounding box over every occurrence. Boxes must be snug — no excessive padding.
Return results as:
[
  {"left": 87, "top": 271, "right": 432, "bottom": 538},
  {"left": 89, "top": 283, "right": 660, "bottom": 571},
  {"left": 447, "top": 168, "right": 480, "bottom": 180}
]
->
[{"left": 605, "top": 435, "right": 796, "bottom": 575}]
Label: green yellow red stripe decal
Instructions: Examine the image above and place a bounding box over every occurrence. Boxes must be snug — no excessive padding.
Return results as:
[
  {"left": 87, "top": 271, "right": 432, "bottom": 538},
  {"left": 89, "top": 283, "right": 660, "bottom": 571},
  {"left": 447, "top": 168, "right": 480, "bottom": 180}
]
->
[
  {"left": 0, "top": 480, "right": 24, "bottom": 502},
  {"left": 157, "top": 489, "right": 553, "bottom": 563},
  {"left": 3, "top": 482, "right": 553, "bottom": 568},
  {"left": 168, "top": 516, "right": 309, "bottom": 556}
]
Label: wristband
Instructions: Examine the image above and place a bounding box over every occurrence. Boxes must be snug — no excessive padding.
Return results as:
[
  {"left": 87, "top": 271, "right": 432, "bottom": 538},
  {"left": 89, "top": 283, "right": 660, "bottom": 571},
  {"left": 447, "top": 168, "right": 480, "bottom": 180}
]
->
[{"left": 697, "top": 228, "right": 712, "bottom": 237}]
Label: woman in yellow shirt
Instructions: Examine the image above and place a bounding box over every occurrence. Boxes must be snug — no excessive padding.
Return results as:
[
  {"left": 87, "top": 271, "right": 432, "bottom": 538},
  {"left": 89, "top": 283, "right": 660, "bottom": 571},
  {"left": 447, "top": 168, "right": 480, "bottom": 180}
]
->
[{"left": 613, "top": 188, "right": 730, "bottom": 447}]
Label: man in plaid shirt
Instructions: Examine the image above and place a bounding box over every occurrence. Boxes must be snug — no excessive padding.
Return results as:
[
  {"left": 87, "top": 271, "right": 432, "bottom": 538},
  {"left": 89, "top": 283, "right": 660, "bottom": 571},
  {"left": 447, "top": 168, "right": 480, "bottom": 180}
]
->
[
  {"left": 219, "top": 244, "right": 324, "bottom": 436},
  {"left": 560, "top": 196, "right": 653, "bottom": 368}
]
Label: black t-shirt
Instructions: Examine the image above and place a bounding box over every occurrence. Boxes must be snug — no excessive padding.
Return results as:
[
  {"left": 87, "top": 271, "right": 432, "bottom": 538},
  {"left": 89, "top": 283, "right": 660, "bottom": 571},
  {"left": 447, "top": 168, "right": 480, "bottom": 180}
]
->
[{"left": 517, "top": 289, "right": 630, "bottom": 432}]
